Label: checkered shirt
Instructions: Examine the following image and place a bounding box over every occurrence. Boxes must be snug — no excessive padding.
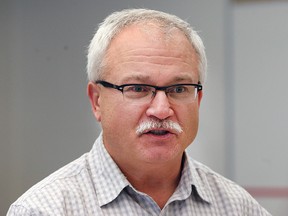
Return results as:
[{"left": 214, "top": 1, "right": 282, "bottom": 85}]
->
[{"left": 7, "top": 135, "right": 271, "bottom": 215}]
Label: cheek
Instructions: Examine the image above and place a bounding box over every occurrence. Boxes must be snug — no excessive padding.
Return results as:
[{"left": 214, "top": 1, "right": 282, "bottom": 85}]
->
[
  {"left": 176, "top": 103, "right": 199, "bottom": 123},
  {"left": 101, "top": 100, "right": 143, "bottom": 132},
  {"left": 177, "top": 105, "right": 199, "bottom": 138}
]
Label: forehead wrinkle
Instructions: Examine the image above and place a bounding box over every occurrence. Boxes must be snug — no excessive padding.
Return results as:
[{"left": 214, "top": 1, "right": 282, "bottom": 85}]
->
[
  {"left": 121, "top": 57, "right": 191, "bottom": 67},
  {"left": 118, "top": 51, "right": 196, "bottom": 69},
  {"left": 119, "top": 46, "right": 198, "bottom": 68},
  {"left": 124, "top": 47, "right": 193, "bottom": 58}
]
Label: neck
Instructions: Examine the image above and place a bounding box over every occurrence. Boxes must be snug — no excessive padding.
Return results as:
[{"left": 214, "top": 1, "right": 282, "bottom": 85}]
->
[{"left": 118, "top": 155, "right": 185, "bottom": 209}]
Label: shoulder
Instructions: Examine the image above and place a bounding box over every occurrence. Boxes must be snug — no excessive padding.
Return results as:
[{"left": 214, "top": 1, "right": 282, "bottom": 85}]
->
[
  {"left": 7, "top": 153, "right": 96, "bottom": 215},
  {"left": 188, "top": 157, "right": 271, "bottom": 215}
]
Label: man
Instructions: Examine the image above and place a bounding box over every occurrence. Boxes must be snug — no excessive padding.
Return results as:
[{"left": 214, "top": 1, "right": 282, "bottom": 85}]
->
[{"left": 7, "top": 9, "right": 271, "bottom": 215}]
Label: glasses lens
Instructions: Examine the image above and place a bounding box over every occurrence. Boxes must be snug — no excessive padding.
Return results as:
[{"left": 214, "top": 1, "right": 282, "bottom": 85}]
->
[
  {"left": 167, "top": 85, "right": 197, "bottom": 104},
  {"left": 122, "top": 85, "right": 153, "bottom": 102},
  {"left": 122, "top": 84, "right": 199, "bottom": 104}
]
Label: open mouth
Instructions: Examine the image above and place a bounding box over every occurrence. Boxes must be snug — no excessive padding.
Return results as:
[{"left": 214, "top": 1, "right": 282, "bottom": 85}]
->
[{"left": 146, "top": 130, "right": 170, "bottom": 136}]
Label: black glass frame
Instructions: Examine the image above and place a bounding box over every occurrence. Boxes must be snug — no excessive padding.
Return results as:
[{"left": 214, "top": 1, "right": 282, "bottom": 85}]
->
[{"left": 95, "top": 80, "right": 203, "bottom": 93}]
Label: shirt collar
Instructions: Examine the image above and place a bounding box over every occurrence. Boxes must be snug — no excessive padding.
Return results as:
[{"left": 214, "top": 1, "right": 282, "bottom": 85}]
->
[
  {"left": 166, "top": 153, "right": 212, "bottom": 204},
  {"left": 185, "top": 154, "right": 213, "bottom": 204},
  {"left": 88, "top": 134, "right": 130, "bottom": 207}
]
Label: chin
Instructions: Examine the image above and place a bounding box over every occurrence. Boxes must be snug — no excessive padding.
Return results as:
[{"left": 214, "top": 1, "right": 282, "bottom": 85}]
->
[{"left": 140, "top": 145, "right": 183, "bottom": 163}]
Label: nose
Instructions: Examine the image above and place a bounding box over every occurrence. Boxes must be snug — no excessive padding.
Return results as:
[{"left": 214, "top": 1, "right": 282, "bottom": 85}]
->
[{"left": 146, "top": 91, "right": 174, "bottom": 120}]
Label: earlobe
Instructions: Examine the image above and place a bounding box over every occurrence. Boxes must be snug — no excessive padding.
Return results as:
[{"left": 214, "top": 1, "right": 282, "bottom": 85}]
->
[{"left": 87, "top": 82, "right": 101, "bottom": 121}]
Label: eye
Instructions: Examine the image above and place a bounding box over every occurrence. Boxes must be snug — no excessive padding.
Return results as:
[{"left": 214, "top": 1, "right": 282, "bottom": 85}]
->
[
  {"left": 125, "top": 85, "right": 150, "bottom": 92},
  {"left": 169, "top": 85, "right": 187, "bottom": 93},
  {"left": 123, "top": 85, "right": 152, "bottom": 99}
]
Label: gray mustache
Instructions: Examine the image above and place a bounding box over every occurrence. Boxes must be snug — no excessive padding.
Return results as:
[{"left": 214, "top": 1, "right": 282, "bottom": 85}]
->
[{"left": 136, "top": 119, "right": 183, "bottom": 135}]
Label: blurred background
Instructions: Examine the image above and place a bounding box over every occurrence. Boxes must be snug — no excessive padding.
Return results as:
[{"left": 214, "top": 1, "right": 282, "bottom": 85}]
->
[{"left": 1, "top": 0, "right": 288, "bottom": 215}]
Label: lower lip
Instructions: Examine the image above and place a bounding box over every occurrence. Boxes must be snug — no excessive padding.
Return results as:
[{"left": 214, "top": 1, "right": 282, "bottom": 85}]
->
[{"left": 141, "top": 132, "right": 175, "bottom": 140}]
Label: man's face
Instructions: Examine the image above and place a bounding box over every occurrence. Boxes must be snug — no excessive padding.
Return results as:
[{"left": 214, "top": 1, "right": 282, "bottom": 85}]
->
[{"left": 88, "top": 24, "right": 202, "bottom": 166}]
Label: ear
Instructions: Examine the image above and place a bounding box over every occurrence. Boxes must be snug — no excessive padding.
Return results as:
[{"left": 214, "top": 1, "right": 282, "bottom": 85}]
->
[{"left": 87, "top": 82, "right": 102, "bottom": 121}]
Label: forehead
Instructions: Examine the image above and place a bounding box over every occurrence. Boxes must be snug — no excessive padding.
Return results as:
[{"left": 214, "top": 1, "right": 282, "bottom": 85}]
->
[
  {"left": 108, "top": 22, "right": 194, "bottom": 53},
  {"left": 103, "top": 23, "right": 199, "bottom": 83}
]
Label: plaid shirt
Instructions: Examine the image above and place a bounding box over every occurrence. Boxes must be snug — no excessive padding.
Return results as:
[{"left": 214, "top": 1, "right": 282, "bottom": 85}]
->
[{"left": 7, "top": 134, "right": 271, "bottom": 215}]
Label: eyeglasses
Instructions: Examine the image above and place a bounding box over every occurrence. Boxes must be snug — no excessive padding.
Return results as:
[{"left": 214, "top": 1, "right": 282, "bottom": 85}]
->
[{"left": 95, "top": 80, "right": 202, "bottom": 105}]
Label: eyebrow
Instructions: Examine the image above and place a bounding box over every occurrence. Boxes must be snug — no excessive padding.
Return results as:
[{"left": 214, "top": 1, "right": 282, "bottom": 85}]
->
[
  {"left": 120, "top": 74, "right": 152, "bottom": 83},
  {"left": 120, "top": 73, "right": 197, "bottom": 84},
  {"left": 173, "top": 75, "right": 195, "bottom": 83}
]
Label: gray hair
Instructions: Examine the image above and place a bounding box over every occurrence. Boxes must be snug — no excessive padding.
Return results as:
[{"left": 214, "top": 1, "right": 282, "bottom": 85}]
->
[{"left": 87, "top": 8, "right": 207, "bottom": 84}]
